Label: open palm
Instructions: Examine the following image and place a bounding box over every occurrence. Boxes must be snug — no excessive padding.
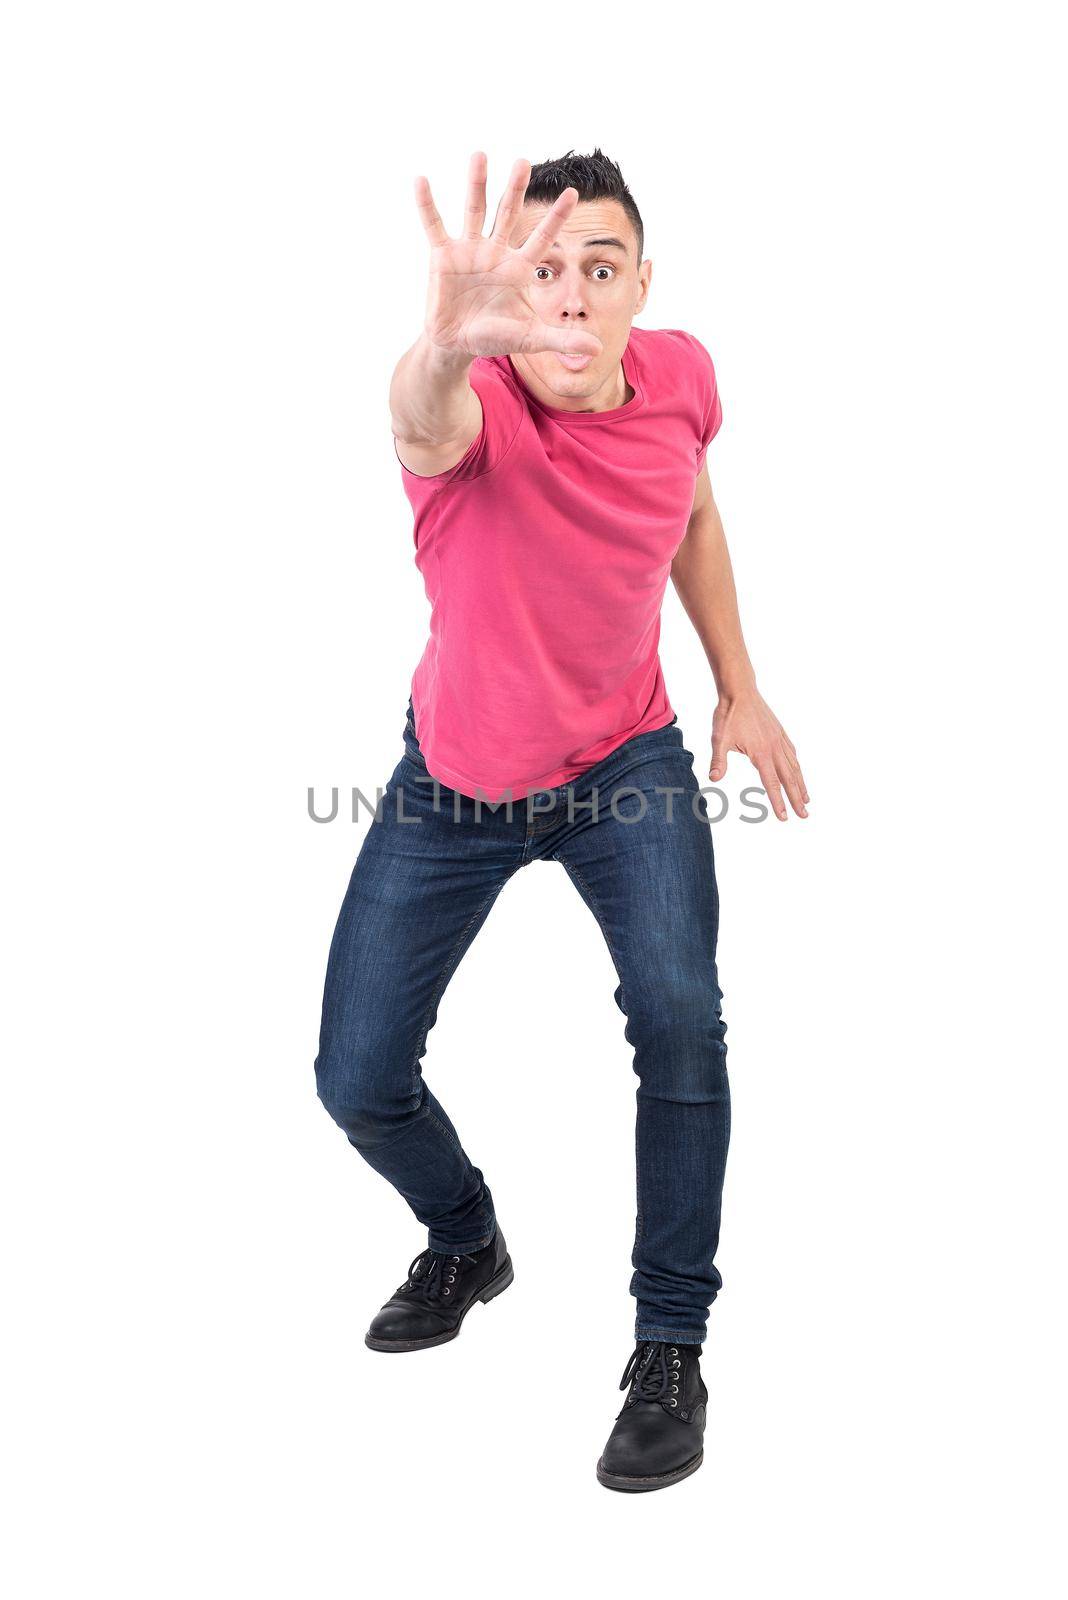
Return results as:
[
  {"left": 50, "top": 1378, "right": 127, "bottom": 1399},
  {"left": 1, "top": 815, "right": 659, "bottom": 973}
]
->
[{"left": 415, "top": 153, "right": 602, "bottom": 362}]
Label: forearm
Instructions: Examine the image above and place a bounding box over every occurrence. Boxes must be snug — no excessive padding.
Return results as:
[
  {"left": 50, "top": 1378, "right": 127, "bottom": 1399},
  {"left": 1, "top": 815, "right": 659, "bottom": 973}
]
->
[
  {"left": 389, "top": 333, "right": 479, "bottom": 449},
  {"left": 671, "top": 494, "right": 756, "bottom": 696}
]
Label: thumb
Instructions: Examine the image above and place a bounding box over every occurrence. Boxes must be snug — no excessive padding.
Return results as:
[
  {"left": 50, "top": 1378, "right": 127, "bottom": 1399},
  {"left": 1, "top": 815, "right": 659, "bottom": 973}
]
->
[
  {"left": 522, "top": 321, "right": 602, "bottom": 359},
  {"left": 709, "top": 741, "right": 729, "bottom": 782}
]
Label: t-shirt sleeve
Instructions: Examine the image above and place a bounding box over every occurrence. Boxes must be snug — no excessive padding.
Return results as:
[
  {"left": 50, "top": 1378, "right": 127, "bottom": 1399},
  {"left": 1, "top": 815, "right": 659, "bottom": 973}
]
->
[
  {"left": 666, "top": 330, "right": 722, "bottom": 472},
  {"left": 687, "top": 333, "right": 723, "bottom": 472},
  {"left": 397, "top": 358, "right": 526, "bottom": 520}
]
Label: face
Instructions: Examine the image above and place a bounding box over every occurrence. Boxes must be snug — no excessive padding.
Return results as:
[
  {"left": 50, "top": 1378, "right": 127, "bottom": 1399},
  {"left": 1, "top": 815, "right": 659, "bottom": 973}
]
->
[{"left": 510, "top": 198, "right": 652, "bottom": 405}]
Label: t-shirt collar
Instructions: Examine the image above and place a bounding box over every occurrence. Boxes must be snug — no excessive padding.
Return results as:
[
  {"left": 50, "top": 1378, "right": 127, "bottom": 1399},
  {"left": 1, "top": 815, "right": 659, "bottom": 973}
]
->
[{"left": 505, "top": 337, "right": 645, "bottom": 424}]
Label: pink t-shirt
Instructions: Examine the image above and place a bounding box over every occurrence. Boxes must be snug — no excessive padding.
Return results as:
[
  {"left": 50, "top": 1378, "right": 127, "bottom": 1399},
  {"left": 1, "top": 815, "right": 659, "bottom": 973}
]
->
[{"left": 399, "top": 325, "right": 723, "bottom": 803}]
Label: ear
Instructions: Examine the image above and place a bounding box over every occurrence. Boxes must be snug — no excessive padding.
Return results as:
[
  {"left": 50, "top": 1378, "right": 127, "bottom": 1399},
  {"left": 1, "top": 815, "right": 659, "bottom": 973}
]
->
[{"left": 634, "top": 257, "right": 653, "bottom": 316}]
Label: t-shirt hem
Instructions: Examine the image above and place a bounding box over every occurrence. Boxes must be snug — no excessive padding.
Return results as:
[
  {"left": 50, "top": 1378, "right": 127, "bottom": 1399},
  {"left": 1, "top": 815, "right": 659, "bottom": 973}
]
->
[{"left": 420, "top": 707, "right": 678, "bottom": 805}]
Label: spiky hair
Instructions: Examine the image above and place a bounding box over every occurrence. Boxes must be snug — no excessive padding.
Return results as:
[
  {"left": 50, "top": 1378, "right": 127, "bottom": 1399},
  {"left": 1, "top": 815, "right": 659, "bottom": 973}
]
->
[{"left": 525, "top": 147, "right": 644, "bottom": 259}]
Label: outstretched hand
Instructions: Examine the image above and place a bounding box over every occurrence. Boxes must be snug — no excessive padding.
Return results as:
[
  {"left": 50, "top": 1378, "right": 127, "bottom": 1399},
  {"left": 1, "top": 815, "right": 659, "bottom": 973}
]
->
[{"left": 414, "top": 152, "right": 603, "bottom": 362}]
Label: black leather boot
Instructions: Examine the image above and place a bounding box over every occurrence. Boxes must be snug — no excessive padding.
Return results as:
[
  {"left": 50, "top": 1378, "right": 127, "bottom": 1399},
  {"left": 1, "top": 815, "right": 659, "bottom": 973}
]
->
[
  {"left": 596, "top": 1341, "right": 707, "bottom": 1491},
  {"left": 364, "top": 1229, "right": 513, "bottom": 1352}
]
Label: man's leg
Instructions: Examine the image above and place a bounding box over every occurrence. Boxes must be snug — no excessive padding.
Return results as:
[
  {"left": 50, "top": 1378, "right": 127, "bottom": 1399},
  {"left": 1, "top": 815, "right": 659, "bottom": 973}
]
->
[
  {"left": 314, "top": 731, "right": 522, "bottom": 1255},
  {"left": 551, "top": 722, "right": 730, "bottom": 1342},
  {"left": 547, "top": 719, "right": 728, "bottom": 1487}
]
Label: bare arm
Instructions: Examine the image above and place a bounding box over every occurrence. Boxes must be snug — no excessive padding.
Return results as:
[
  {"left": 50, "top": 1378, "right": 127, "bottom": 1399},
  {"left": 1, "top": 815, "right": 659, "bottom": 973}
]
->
[
  {"left": 390, "top": 339, "right": 481, "bottom": 478},
  {"left": 391, "top": 152, "right": 601, "bottom": 477},
  {"left": 671, "top": 464, "right": 809, "bottom": 819}
]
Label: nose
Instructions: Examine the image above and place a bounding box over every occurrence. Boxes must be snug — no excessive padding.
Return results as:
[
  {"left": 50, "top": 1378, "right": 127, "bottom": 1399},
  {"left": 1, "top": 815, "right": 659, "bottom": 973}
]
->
[{"left": 556, "top": 269, "right": 588, "bottom": 321}]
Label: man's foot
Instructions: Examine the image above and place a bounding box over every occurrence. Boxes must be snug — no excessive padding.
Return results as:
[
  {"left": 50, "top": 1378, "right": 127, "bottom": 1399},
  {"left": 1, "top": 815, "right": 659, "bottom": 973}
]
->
[
  {"left": 364, "top": 1228, "right": 513, "bottom": 1352},
  {"left": 596, "top": 1341, "right": 707, "bottom": 1492}
]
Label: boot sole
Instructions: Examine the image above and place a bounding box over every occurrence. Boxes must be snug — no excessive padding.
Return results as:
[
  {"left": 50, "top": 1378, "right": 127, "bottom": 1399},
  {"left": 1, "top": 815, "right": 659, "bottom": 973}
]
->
[
  {"left": 363, "top": 1257, "right": 514, "bottom": 1352},
  {"left": 596, "top": 1448, "right": 704, "bottom": 1493}
]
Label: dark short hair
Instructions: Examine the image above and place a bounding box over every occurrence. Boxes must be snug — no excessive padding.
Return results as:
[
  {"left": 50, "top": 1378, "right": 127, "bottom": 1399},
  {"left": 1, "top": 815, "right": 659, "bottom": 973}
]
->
[{"left": 525, "top": 148, "right": 644, "bottom": 260}]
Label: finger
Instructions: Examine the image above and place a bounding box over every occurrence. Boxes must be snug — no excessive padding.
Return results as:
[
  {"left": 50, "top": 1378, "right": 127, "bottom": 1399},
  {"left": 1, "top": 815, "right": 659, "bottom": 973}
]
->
[
  {"left": 780, "top": 736, "right": 810, "bottom": 804},
  {"left": 709, "top": 742, "right": 729, "bottom": 782},
  {"left": 518, "top": 320, "right": 602, "bottom": 359},
  {"left": 462, "top": 150, "right": 488, "bottom": 239},
  {"left": 515, "top": 185, "right": 580, "bottom": 261},
  {"left": 754, "top": 756, "right": 788, "bottom": 821},
  {"left": 414, "top": 175, "right": 449, "bottom": 248},
  {"left": 490, "top": 157, "right": 532, "bottom": 242},
  {"left": 776, "top": 752, "right": 808, "bottom": 818}
]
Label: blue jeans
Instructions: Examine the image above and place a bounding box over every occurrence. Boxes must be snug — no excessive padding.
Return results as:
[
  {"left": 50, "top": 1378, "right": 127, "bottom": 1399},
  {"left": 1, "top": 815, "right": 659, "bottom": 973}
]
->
[{"left": 314, "top": 700, "right": 730, "bottom": 1343}]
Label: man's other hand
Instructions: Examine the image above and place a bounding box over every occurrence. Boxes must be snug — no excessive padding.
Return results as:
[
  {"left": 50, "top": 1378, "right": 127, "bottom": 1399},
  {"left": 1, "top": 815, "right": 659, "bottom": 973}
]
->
[{"left": 710, "top": 690, "right": 810, "bottom": 820}]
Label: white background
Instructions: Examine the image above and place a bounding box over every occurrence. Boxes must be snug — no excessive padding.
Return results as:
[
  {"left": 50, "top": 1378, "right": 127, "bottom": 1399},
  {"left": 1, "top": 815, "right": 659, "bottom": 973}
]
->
[{"left": 3, "top": 2, "right": 1065, "bottom": 1594}]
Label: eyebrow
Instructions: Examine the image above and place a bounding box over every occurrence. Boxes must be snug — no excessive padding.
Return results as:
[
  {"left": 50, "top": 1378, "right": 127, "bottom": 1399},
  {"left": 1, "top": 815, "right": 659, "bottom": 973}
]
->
[
  {"left": 537, "top": 233, "right": 629, "bottom": 259},
  {"left": 527, "top": 233, "right": 633, "bottom": 257}
]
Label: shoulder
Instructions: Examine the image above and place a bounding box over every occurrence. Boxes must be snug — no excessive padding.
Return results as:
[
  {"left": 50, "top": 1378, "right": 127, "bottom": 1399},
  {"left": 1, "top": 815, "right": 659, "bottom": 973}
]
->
[
  {"left": 465, "top": 356, "right": 527, "bottom": 463},
  {"left": 469, "top": 354, "right": 526, "bottom": 406},
  {"left": 466, "top": 355, "right": 529, "bottom": 436},
  {"left": 630, "top": 325, "right": 717, "bottom": 386},
  {"left": 631, "top": 325, "right": 720, "bottom": 414},
  {"left": 629, "top": 327, "right": 723, "bottom": 460}
]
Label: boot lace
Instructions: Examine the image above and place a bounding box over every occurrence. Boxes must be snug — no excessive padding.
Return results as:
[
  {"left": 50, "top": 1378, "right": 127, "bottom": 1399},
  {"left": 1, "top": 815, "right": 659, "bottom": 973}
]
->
[
  {"left": 403, "top": 1249, "right": 469, "bottom": 1302},
  {"left": 619, "top": 1342, "right": 682, "bottom": 1407}
]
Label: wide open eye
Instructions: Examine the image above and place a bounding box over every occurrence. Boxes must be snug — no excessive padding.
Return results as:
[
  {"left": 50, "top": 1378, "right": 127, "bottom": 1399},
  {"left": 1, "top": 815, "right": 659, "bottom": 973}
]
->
[
  {"left": 533, "top": 266, "right": 555, "bottom": 282},
  {"left": 591, "top": 265, "right": 615, "bottom": 281}
]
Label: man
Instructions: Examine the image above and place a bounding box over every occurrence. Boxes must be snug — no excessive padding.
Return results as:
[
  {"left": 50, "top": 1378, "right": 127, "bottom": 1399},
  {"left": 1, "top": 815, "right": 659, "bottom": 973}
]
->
[{"left": 315, "top": 149, "right": 808, "bottom": 1492}]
